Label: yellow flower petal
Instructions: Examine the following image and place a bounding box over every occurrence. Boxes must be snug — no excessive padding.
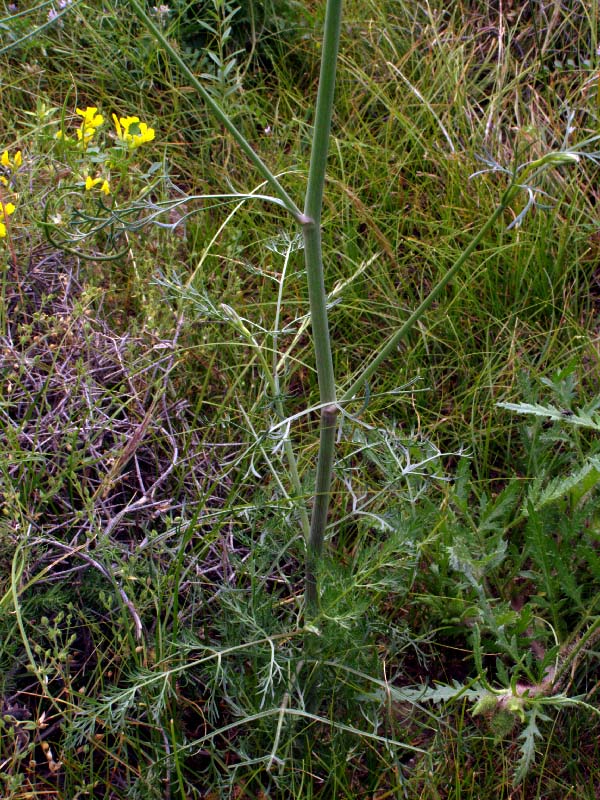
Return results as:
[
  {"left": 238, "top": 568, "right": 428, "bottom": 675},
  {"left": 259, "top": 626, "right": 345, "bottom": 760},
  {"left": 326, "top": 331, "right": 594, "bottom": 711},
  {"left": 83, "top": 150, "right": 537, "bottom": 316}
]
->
[
  {"left": 0, "top": 202, "right": 16, "bottom": 216},
  {"left": 0, "top": 221, "right": 6, "bottom": 238},
  {"left": 132, "top": 123, "right": 155, "bottom": 147},
  {"left": 85, "top": 175, "right": 110, "bottom": 194},
  {"left": 1, "top": 150, "right": 10, "bottom": 168},
  {"left": 112, "top": 114, "right": 154, "bottom": 147},
  {"left": 121, "top": 115, "right": 140, "bottom": 130},
  {"left": 14, "top": 151, "right": 22, "bottom": 167},
  {"left": 76, "top": 106, "right": 97, "bottom": 122},
  {"left": 112, "top": 113, "right": 122, "bottom": 140},
  {"left": 76, "top": 106, "right": 104, "bottom": 142},
  {"left": 121, "top": 116, "right": 141, "bottom": 144}
]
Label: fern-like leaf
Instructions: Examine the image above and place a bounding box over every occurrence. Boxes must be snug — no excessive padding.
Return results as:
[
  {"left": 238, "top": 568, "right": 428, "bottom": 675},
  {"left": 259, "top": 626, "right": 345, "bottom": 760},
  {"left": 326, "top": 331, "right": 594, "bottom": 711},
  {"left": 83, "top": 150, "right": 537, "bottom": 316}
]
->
[
  {"left": 513, "top": 706, "right": 551, "bottom": 784},
  {"left": 525, "top": 459, "right": 600, "bottom": 514},
  {"left": 387, "top": 679, "right": 486, "bottom": 705},
  {"left": 497, "top": 402, "right": 600, "bottom": 431}
]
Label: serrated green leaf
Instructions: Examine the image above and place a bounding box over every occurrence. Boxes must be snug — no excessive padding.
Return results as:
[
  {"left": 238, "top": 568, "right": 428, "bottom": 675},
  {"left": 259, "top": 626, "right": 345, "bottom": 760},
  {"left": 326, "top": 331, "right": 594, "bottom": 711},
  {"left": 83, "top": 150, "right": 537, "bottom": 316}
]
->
[
  {"left": 387, "top": 679, "right": 485, "bottom": 705},
  {"left": 513, "top": 707, "right": 551, "bottom": 784},
  {"left": 498, "top": 402, "right": 600, "bottom": 431},
  {"left": 525, "top": 460, "right": 600, "bottom": 514}
]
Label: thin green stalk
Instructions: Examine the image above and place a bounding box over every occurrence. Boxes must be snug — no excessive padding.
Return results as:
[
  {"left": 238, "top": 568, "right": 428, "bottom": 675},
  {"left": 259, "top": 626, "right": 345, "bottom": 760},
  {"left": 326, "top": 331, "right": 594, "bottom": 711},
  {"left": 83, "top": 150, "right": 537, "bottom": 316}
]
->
[
  {"left": 10, "top": 543, "right": 52, "bottom": 701},
  {"left": 127, "top": 0, "right": 306, "bottom": 224},
  {"left": 305, "top": 403, "right": 338, "bottom": 612},
  {"left": 222, "top": 305, "right": 311, "bottom": 540},
  {"left": 555, "top": 615, "right": 600, "bottom": 691},
  {"left": 302, "top": 0, "right": 343, "bottom": 617},
  {"left": 273, "top": 242, "right": 312, "bottom": 541},
  {"left": 128, "top": 0, "right": 324, "bottom": 582}
]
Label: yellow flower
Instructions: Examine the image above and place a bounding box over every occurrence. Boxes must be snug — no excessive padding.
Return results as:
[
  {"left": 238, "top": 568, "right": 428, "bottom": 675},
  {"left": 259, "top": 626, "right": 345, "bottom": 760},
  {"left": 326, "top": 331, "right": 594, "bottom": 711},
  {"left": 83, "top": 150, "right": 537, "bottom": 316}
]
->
[
  {"left": 0, "top": 201, "right": 16, "bottom": 238},
  {"left": 76, "top": 106, "right": 104, "bottom": 147},
  {"left": 133, "top": 122, "right": 155, "bottom": 147},
  {"left": 76, "top": 106, "right": 104, "bottom": 129},
  {"left": 0, "top": 201, "right": 16, "bottom": 217},
  {"left": 112, "top": 113, "right": 124, "bottom": 140},
  {"left": 76, "top": 127, "right": 94, "bottom": 144},
  {"left": 85, "top": 175, "right": 110, "bottom": 195},
  {"left": 0, "top": 148, "right": 22, "bottom": 193},
  {"left": 1, "top": 149, "right": 22, "bottom": 170},
  {"left": 112, "top": 113, "right": 155, "bottom": 148}
]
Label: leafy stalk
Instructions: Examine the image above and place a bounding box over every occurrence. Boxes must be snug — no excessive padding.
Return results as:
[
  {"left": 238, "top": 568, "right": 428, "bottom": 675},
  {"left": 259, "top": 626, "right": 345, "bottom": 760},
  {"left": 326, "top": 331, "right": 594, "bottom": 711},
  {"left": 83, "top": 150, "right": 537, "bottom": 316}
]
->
[
  {"left": 128, "top": 0, "right": 344, "bottom": 617},
  {"left": 127, "top": 0, "right": 578, "bottom": 637}
]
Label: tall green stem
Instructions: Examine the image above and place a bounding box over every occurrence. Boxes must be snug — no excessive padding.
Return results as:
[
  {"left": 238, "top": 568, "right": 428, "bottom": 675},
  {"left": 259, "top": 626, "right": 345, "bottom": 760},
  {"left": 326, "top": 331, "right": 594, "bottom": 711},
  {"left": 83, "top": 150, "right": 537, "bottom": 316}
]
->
[
  {"left": 127, "top": 0, "right": 343, "bottom": 619},
  {"left": 302, "top": 0, "right": 343, "bottom": 617},
  {"left": 128, "top": 0, "right": 562, "bottom": 631}
]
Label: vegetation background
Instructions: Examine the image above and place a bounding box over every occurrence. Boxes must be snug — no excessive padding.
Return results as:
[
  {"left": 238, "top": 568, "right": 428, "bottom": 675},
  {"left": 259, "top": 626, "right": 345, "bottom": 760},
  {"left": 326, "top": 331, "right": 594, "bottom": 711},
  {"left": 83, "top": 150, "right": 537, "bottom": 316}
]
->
[{"left": 1, "top": 0, "right": 600, "bottom": 797}]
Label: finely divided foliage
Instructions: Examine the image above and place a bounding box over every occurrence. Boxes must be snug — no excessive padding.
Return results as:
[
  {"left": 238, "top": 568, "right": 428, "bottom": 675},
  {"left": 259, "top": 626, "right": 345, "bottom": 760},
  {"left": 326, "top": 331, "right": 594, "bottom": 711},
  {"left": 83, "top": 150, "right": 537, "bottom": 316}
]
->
[{"left": 0, "top": 0, "right": 599, "bottom": 798}]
